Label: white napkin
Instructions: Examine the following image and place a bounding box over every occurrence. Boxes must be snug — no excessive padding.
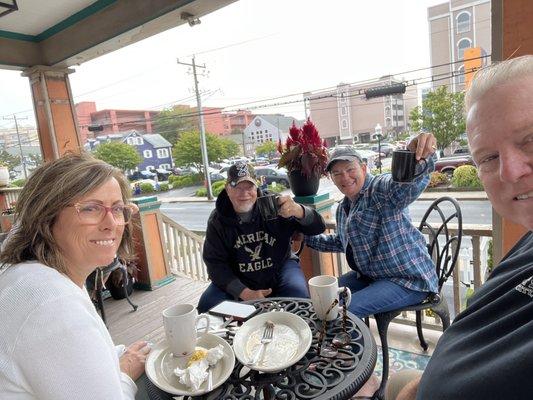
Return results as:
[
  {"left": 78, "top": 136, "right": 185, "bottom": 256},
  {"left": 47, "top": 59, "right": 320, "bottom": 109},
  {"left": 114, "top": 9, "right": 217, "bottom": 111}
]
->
[{"left": 174, "top": 344, "right": 224, "bottom": 391}]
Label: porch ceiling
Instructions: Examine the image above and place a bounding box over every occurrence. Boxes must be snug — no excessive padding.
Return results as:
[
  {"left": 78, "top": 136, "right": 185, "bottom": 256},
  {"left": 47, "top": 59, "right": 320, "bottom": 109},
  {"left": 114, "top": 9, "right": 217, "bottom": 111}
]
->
[{"left": 0, "top": 0, "right": 236, "bottom": 70}]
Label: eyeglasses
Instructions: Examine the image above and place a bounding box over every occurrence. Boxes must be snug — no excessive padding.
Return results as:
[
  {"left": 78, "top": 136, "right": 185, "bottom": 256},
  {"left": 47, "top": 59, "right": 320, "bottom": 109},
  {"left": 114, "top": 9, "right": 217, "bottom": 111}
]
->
[{"left": 71, "top": 202, "right": 134, "bottom": 225}]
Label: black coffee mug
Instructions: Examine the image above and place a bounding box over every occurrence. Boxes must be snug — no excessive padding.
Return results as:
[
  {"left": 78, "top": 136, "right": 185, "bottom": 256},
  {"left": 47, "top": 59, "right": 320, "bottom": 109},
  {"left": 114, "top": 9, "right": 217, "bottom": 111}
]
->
[
  {"left": 391, "top": 150, "right": 428, "bottom": 182},
  {"left": 257, "top": 194, "right": 280, "bottom": 220}
]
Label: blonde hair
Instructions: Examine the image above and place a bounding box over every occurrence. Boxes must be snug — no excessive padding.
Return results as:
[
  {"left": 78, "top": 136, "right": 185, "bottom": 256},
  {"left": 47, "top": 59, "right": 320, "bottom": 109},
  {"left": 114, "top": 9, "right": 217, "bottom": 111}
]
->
[
  {"left": 0, "top": 152, "right": 134, "bottom": 274},
  {"left": 465, "top": 55, "right": 533, "bottom": 111}
]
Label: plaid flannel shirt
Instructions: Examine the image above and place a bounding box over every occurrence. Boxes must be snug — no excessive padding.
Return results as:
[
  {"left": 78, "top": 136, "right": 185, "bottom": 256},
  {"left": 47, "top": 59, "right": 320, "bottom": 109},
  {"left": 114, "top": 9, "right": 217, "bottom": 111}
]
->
[{"left": 305, "top": 157, "right": 438, "bottom": 294}]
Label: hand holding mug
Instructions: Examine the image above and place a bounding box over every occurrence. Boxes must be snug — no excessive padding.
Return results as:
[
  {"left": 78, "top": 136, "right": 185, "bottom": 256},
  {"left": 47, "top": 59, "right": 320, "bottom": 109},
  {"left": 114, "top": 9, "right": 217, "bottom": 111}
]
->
[{"left": 407, "top": 132, "right": 437, "bottom": 161}]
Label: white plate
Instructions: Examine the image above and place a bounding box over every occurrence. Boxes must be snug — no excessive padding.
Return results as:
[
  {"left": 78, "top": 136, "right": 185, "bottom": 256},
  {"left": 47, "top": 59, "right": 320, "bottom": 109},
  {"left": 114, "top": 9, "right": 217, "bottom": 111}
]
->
[
  {"left": 233, "top": 311, "right": 312, "bottom": 373},
  {"left": 145, "top": 333, "right": 235, "bottom": 396}
]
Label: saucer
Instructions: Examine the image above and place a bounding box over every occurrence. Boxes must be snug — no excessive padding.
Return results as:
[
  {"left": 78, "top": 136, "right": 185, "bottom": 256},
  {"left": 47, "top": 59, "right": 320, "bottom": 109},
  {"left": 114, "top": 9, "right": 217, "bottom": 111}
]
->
[
  {"left": 233, "top": 311, "right": 312, "bottom": 373},
  {"left": 145, "top": 333, "right": 235, "bottom": 396}
]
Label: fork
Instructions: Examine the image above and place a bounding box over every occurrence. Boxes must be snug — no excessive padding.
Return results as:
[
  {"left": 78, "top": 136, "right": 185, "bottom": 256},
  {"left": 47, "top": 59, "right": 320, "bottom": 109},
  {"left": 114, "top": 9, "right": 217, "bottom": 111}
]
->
[{"left": 247, "top": 320, "right": 274, "bottom": 366}]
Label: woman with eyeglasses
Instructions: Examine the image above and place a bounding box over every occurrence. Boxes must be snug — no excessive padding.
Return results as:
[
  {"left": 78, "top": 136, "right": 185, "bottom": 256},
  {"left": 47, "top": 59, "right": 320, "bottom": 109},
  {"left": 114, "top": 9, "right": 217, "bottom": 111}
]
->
[{"left": 0, "top": 153, "right": 150, "bottom": 399}]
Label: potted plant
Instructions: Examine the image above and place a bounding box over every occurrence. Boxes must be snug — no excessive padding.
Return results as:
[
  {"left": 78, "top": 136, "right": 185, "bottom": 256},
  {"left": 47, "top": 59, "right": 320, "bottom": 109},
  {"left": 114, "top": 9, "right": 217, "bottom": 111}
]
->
[
  {"left": 0, "top": 164, "right": 9, "bottom": 187},
  {"left": 277, "top": 119, "right": 329, "bottom": 196}
]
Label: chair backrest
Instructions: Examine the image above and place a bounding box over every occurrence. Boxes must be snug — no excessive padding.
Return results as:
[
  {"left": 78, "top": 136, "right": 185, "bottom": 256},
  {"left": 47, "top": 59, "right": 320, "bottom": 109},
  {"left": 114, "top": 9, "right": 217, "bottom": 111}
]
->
[{"left": 417, "top": 196, "right": 463, "bottom": 292}]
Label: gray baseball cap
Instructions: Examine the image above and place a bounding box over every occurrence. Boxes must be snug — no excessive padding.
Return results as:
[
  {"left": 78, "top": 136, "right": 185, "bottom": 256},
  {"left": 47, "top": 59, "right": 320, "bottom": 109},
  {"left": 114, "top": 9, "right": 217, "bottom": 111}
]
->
[{"left": 326, "top": 146, "right": 363, "bottom": 172}]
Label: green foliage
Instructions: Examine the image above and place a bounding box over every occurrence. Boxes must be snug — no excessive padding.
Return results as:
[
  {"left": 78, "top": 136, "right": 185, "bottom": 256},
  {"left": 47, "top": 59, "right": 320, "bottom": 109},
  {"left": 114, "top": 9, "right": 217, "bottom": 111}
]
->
[
  {"left": 153, "top": 105, "right": 198, "bottom": 145},
  {"left": 195, "top": 187, "right": 207, "bottom": 197},
  {"left": 451, "top": 165, "right": 483, "bottom": 188},
  {"left": 10, "top": 178, "right": 26, "bottom": 187},
  {"left": 93, "top": 142, "right": 142, "bottom": 171},
  {"left": 255, "top": 141, "right": 277, "bottom": 156},
  {"left": 168, "top": 173, "right": 203, "bottom": 188},
  {"left": 159, "top": 183, "right": 169, "bottom": 191},
  {"left": 173, "top": 131, "right": 239, "bottom": 169},
  {"left": 140, "top": 182, "right": 155, "bottom": 193},
  {"left": 370, "top": 167, "right": 391, "bottom": 175},
  {"left": 0, "top": 150, "right": 20, "bottom": 171},
  {"left": 428, "top": 171, "right": 450, "bottom": 188},
  {"left": 487, "top": 239, "right": 493, "bottom": 274},
  {"left": 410, "top": 86, "right": 465, "bottom": 151},
  {"left": 212, "top": 180, "right": 226, "bottom": 196},
  {"left": 267, "top": 183, "right": 284, "bottom": 193}
]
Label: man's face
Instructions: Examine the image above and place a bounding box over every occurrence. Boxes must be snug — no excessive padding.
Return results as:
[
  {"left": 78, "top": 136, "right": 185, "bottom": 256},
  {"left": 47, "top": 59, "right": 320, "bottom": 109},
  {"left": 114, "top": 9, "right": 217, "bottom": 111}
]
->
[
  {"left": 226, "top": 181, "right": 258, "bottom": 213},
  {"left": 467, "top": 75, "right": 533, "bottom": 230},
  {"left": 330, "top": 160, "right": 367, "bottom": 201}
]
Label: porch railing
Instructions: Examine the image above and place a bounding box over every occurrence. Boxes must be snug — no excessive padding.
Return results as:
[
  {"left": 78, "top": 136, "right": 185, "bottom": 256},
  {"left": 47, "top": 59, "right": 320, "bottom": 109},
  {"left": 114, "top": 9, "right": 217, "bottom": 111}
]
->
[
  {"left": 160, "top": 214, "right": 209, "bottom": 282},
  {"left": 0, "top": 187, "right": 22, "bottom": 208},
  {"left": 327, "top": 220, "right": 493, "bottom": 330}
]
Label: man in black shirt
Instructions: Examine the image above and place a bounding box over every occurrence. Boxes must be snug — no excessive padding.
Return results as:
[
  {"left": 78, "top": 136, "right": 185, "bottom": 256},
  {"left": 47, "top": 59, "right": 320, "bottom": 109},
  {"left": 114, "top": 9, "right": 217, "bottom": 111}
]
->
[{"left": 389, "top": 55, "right": 533, "bottom": 400}]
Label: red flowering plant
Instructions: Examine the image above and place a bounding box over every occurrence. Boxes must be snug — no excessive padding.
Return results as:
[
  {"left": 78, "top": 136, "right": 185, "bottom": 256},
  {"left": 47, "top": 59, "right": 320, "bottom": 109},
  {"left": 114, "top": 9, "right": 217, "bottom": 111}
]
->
[{"left": 277, "top": 119, "right": 329, "bottom": 179}]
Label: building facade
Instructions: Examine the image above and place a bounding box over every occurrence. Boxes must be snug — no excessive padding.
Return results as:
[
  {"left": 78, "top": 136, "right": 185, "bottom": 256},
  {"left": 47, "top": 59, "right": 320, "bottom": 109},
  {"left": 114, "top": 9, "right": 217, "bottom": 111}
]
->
[
  {"left": 305, "top": 77, "right": 418, "bottom": 145},
  {"left": 428, "top": 0, "right": 491, "bottom": 92},
  {"left": 243, "top": 115, "right": 303, "bottom": 156}
]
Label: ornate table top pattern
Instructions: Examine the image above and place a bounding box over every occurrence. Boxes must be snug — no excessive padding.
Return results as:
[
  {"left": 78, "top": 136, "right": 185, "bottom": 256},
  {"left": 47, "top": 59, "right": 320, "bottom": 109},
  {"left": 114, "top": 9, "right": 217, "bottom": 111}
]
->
[{"left": 146, "top": 298, "right": 377, "bottom": 400}]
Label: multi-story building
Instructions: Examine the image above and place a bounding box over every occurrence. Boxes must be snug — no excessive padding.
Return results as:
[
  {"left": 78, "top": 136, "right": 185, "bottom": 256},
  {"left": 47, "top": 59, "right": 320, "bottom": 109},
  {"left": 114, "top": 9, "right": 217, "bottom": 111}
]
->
[
  {"left": 75, "top": 101, "right": 159, "bottom": 142},
  {"left": 428, "top": 0, "right": 491, "bottom": 92},
  {"left": 0, "top": 126, "right": 38, "bottom": 150},
  {"left": 243, "top": 115, "right": 303, "bottom": 156},
  {"left": 305, "top": 77, "right": 418, "bottom": 145}
]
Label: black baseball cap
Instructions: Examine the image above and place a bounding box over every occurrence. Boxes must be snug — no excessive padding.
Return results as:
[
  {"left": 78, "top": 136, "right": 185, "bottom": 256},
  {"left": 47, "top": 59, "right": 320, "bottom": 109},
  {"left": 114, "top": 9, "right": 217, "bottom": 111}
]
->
[
  {"left": 227, "top": 162, "right": 257, "bottom": 187},
  {"left": 326, "top": 146, "right": 363, "bottom": 172}
]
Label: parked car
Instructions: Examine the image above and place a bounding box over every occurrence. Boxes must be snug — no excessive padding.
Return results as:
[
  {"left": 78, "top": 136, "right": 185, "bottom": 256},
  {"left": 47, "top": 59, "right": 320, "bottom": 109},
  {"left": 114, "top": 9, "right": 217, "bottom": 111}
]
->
[
  {"left": 128, "top": 170, "right": 156, "bottom": 181},
  {"left": 370, "top": 142, "right": 395, "bottom": 157},
  {"left": 254, "top": 167, "right": 290, "bottom": 187},
  {"left": 209, "top": 172, "right": 226, "bottom": 183},
  {"left": 453, "top": 147, "right": 470, "bottom": 155},
  {"left": 434, "top": 155, "right": 474, "bottom": 176}
]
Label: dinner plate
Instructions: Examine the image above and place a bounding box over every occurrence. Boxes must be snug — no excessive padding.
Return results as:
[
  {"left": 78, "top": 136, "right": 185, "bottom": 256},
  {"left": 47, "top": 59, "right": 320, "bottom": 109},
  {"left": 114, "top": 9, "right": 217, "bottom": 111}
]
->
[
  {"left": 145, "top": 333, "right": 235, "bottom": 396},
  {"left": 233, "top": 311, "right": 312, "bottom": 373}
]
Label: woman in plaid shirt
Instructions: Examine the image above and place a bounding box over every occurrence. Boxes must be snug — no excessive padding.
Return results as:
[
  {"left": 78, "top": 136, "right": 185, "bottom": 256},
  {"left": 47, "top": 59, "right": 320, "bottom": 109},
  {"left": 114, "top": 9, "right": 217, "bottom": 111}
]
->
[{"left": 305, "top": 132, "right": 439, "bottom": 318}]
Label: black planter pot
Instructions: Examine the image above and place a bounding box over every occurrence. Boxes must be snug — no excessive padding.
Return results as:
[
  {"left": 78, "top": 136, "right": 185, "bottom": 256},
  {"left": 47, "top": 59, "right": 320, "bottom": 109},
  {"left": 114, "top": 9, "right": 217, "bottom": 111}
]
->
[{"left": 288, "top": 170, "right": 320, "bottom": 196}]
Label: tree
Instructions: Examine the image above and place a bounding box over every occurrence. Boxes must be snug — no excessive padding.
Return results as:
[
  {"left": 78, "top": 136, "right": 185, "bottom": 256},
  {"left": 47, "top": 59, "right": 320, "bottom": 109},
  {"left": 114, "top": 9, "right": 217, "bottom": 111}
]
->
[
  {"left": 409, "top": 86, "right": 465, "bottom": 151},
  {"left": 93, "top": 142, "right": 142, "bottom": 171},
  {"left": 0, "top": 150, "right": 20, "bottom": 171},
  {"left": 255, "top": 140, "right": 277, "bottom": 157},
  {"left": 173, "top": 131, "right": 239, "bottom": 170},
  {"left": 153, "top": 105, "right": 198, "bottom": 145}
]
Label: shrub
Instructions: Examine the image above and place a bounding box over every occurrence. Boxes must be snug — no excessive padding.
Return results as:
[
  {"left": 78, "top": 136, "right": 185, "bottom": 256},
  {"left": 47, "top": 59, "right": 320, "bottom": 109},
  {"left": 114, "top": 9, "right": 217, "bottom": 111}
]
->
[
  {"left": 140, "top": 183, "right": 155, "bottom": 193},
  {"left": 159, "top": 183, "right": 169, "bottom": 191},
  {"left": 452, "top": 165, "right": 483, "bottom": 189},
  {"left": 10, "top": 178, "right": 26, "bottom": 187},
  {"left": 428, "top": 171, "right": 449, "bottom": 188},
  {"left": 196, "top": 187, "right": 207, "bottom": 197},
  {"left": 212, "top": 181, "right": 226, "bottom": 197},
  {"left": 267, "top": 183, "right": 284, "bottom": 193}
]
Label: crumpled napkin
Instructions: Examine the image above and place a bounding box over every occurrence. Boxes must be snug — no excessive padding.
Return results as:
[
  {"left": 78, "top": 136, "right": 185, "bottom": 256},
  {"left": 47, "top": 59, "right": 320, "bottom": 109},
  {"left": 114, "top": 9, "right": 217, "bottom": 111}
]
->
[{"left": 174, "top": 344, "right": 224, "bottom": 391}]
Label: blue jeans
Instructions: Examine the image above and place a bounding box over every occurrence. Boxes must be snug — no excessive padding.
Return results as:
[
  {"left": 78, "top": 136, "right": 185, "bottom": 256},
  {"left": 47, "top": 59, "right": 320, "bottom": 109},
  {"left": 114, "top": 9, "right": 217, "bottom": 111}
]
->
[
  {"left": 197, "top": 259, "right": 309, "bottom": 313},
  {"left": 339, "top": 271, "right": 429, "bottom": 319}
]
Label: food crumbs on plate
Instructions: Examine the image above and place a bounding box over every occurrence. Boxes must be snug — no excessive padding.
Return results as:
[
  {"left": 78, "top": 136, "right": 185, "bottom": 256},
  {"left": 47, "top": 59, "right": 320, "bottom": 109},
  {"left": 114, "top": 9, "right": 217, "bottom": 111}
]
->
[
  {"left": 187, "top": 349, "right": 208, "bottom": 367},
  {"left": 174, "top": 345, "right": 225, "bottom": 391}
]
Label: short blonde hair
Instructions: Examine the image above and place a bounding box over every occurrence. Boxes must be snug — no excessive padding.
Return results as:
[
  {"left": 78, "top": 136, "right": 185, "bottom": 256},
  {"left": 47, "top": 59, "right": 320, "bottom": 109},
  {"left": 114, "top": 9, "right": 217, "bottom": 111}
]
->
[
  {"left": 465, "top": 55, "right": 533, "bottom": 111},
  {"left": 0, "top": 152, "right": 134, "bottom": 274}
]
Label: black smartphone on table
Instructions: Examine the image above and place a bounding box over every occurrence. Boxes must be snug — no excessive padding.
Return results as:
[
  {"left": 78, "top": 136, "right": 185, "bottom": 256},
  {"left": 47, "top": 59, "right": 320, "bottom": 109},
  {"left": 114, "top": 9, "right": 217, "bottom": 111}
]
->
[{"left": 208, "top": 300, "right": 260, "bottom": 322}]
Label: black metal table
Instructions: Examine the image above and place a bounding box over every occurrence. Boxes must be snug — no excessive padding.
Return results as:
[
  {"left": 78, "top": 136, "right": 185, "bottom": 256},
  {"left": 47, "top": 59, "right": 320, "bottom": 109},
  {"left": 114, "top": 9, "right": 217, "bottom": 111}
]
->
[{"left": 146, "top": 298, "right": 377, "bottom": 400}]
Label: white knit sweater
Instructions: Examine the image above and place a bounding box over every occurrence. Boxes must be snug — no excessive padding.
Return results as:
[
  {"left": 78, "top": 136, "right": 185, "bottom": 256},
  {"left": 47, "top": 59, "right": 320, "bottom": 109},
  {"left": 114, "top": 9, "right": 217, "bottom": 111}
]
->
[{"left": 0, "top": 262, "right": 137, "bottom": 399}]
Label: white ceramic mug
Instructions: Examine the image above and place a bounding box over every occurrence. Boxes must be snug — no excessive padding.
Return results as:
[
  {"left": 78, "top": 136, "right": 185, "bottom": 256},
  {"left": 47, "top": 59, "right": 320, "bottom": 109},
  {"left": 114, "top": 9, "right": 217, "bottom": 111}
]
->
[
  {"left": 309, "top": 275, "right": 352, "bottom": 321},
  {"left": 162, "top": 303, "right": 210, "bottom": 357}
]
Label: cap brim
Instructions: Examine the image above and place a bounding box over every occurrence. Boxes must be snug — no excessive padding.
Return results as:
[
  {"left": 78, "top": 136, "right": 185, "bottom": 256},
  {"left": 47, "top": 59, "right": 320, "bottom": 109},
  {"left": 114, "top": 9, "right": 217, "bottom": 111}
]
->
[
  {"left": 326, "top": 156, "right": 360, "bottom": 171},
  {"left": 228, "top": 177, "right": 258, "bottom": 187}
]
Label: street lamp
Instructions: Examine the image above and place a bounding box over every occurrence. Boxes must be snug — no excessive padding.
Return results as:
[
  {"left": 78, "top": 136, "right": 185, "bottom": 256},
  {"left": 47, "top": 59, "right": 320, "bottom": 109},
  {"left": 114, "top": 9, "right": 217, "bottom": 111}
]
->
[{"left": 375, "top": 123, "right": 383, "bottom": 174}]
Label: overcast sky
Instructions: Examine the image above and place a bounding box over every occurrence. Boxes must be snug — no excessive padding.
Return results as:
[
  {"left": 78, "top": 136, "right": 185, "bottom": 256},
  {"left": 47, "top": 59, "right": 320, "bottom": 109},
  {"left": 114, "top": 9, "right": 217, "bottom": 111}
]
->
[{"left": 0, "top": 0, "right": 446, "bottom": 128}]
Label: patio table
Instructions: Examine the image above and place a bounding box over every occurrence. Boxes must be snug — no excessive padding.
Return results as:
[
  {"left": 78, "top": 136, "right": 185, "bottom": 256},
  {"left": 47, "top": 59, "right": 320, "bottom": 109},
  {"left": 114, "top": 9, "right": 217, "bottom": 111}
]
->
[{"left": 146, "top": 297, "right": 377, "bottom": 400}]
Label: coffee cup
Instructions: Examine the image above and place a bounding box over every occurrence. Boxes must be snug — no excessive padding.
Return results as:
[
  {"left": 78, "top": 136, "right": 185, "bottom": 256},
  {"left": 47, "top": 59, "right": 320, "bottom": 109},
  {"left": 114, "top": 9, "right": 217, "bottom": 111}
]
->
[
  {"left": 257, "top": 193, "right": 280, "bottom": 220},
  {"left": 391, "top": 150, "right": 428, "bottom": 182},
  {"left": 309, "top": 275, "right": 352, "bottom": 321},
  {"left": 162, "top": 304, "right": 210, "bottom": 357}
]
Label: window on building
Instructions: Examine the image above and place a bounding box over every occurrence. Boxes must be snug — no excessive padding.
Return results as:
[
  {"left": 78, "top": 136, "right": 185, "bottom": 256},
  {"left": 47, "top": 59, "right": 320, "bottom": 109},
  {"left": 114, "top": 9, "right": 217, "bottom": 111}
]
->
[
  {"left": 456, "top": 65, "right": 465, "bottom": 85},
  {"left": 341, "top": 119, "right": 348, "bottom": 129},
  {"left": 143, "top": 150, "right": 153, "bottom": 158},
  {"left": 146, "top": 165, "right": 154, "bottom": 171},
  {"left": 456, "top": 11, "right": 471, "bottom": 34},
  {"left": 385, "top": 118, "right": 392, "bottom": 128},
  {"left": 159, "top": 163, "right": 171, "bottom": 170},
  {"left": 156, "top": 148, "right": 169, "bottom": 158},
  {"left": 341, "top": 106, "right": 347, "bottom": 116},
  {"left": 457, "top": 38, "right": 472, "bottom": 60},
  {"left": 385, "top": 107, "right": 391, "bottom": 117}
]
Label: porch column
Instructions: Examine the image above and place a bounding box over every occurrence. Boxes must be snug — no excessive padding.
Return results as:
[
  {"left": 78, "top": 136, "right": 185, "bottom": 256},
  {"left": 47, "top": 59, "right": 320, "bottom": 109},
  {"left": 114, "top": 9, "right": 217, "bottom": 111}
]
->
[
  {"left": 22, "top": 66, "right": 82, "bottom": 161},
  {"left": 293, "top": 193, "right": 337, "bottom": 281},
  {"left": 490, "top": 0, "right": 532, "bottom": 263}
]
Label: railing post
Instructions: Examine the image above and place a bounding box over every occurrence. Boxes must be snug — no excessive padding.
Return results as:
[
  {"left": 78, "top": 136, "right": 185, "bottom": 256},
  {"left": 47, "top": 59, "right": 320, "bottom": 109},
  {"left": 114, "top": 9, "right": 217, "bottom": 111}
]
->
[
  {"left": 131, "top": 196, "right": 175, "bottom": 290},
  {"left": 293, "top": 193, "right": 336, "bottom": 281}
]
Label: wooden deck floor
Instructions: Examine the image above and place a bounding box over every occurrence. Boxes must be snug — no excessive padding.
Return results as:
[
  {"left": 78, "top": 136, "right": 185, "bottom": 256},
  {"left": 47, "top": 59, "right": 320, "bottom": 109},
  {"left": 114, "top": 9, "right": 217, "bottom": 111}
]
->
[{"left": 106, "top": 275, "right": 209, "bottom": 346}]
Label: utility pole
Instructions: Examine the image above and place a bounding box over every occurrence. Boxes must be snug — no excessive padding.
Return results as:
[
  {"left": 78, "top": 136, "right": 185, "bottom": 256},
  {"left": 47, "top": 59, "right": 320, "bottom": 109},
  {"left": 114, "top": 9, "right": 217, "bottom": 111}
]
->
[
  {"left": 3, "top": 114, "right": 29, "bottom": 179},
  {"left": 177, "top": 56, "right": 213, "bottom": 200}
]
